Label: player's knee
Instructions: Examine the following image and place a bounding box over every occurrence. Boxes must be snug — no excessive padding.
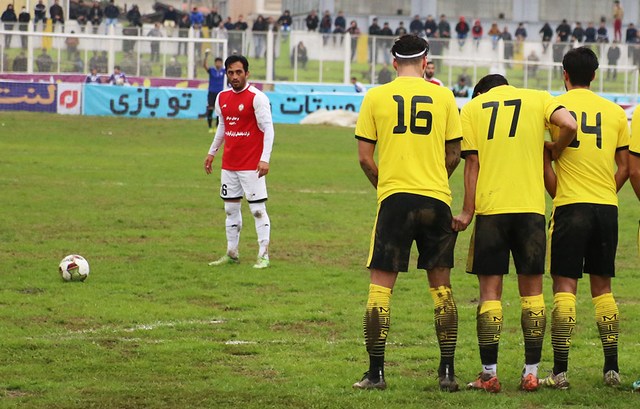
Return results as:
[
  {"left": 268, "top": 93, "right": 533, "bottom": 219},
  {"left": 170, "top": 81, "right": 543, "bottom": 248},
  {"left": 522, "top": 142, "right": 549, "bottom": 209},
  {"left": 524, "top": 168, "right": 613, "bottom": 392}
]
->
[{"left": 249, "top": 202, "right": 266, "bottom": 218}]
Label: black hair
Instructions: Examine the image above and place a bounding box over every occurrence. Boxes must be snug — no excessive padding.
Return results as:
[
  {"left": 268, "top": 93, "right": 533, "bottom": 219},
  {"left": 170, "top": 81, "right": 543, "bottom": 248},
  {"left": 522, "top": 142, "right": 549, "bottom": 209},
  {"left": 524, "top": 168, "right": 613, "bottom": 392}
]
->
[
  {"left": 472, "top": 74, "right": 509, "bottom": 98},
  {"left": 391, "top": 34, "right": 429, "bottom": 65},
  {"left": 562, "top": 46, "right": 598, "bottom": 87},
  {"left": 214, "top": 57, "right": 223, "bottom": 62},
  {"left": 224, "top": 55, "right": 249, "bottom": 72}
]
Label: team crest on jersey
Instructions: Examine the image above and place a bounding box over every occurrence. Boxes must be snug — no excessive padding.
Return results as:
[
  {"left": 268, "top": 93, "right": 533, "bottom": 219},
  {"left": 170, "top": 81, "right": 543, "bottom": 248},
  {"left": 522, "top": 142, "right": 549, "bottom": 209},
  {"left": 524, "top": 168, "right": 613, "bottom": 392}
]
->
[{"left": 238, "top": 104, "right": 245, "bottom": 112}]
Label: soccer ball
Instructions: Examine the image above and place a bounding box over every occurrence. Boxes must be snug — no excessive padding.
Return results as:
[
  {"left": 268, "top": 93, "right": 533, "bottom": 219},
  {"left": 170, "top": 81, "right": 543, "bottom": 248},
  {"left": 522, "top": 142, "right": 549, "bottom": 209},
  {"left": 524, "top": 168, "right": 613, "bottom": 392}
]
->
[
  {"left": 58, "top": 254, "right": 90, "bottom": 282},
  {"left": 115, "top": 77, "right": 125, "bottom": 85}
]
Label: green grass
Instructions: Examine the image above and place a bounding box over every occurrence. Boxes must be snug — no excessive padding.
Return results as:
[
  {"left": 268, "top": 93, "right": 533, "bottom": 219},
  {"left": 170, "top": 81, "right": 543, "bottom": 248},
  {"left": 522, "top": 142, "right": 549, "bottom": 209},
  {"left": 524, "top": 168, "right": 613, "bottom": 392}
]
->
[{"left": 1, "top": 112, "right": 640, "bottom": 408}]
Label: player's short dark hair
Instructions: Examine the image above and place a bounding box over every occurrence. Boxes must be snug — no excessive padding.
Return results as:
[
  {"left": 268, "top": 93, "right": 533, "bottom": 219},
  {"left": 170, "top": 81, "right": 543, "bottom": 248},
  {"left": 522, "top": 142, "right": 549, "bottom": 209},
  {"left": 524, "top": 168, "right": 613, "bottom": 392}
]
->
[
  {"left": 391, "top": 34, "right": 429, "bottom": 65},
  {"left": 214, "top": 57, "right": 223, "bottom": 62},
  {"left": 472, "top": 74, "right": 509, "bottom": 98},
  {"left": 224, "top": 55, "right": 249, "bottom": 72},
  {"left": 562, "top": 46, "right": 598, "bottom": 87}
]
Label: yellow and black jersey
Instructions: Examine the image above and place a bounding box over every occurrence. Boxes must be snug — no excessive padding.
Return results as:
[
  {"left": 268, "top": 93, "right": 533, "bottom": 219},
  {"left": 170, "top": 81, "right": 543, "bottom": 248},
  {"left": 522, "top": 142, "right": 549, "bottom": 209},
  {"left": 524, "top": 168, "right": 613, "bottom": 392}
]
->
[
  {"left": 355, "top": 76, "right": 462, "bottom": 206},
  {"left": 630, "top": 106, "right": 640, "bottom": 157},
  {"left": 550, "top": 89, "right": 630, "bottom": 207},
  {"left": 461, "top": 85, "right": 560, "bottom": 215}
]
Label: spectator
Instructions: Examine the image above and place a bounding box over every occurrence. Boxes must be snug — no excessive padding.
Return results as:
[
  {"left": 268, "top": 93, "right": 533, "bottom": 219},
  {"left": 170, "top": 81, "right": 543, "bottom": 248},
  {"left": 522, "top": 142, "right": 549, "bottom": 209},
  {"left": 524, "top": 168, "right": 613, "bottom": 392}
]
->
[
  {"left": 277, "top": 9, "right": 291, "bottom": 39},
  {"left": 395, "top": 21, "right": 407, "bottom": 36},
  {"left": 36, "top": 48, "right": 53, "bottom": 72},
  {"left": 424, "top": 15, "right": 437, "bottom": 38},
  {"left": 556, "top": 19, "right": 571, "bottom": 42},
  {"left": 74, "top": 0, "right": 88, "bottom": 32},
  {"left": 471, "top": 19, "right": 483, "bottom": 50},
  {"left": 552, "top": 36, "right": 566, "bottom": 77},
  {"left": 50, "top": 0, "right": 64, "bottom": 27},
  {"left": 71, "top": 51, "right": 84, "bottom": 72},
  {"left": 368, "top": 17, "right": 381, "bottom": 63},
  {"left": 539, "top": 22, "right": 553, "bottom": 53},
  {"left": 88, "top": 1, "right": 103, "bottom": 34},
  {"left": 306, "top": 9, "right": 318, "bottom": 31},
  {"left": 502, "top": 26, "right": 513, "bottom": 67},
  {"left": 626, "top": 23, "right": 637, "bottom": 44},
  {"left": 34, "top": 0, "right": 47, "bottom": 26},
  {"left": 147, "top": 22, "right": 162, "bottom": 62},
  {"left": 438, "top": 14, "right": 451, "bottom": 39},
  {"left": 234, "top": 15, "right": 248, "bottom": 31},
  {"left": 377, "top": 63, "right": 392, "bottom": 84},
  {"left": 515, "top": 22, "right": 527, "bottom": 40},
  {"left": 206, "top": 7, "right": 222, "bottom": 33},
  {"left": 597, "top": 21, "right": 609, "bottom": 43},
  {"left": 409, "top": 14, "right": 424, "bottom": 36},
  {"left": 1, "top": 4, "right": 17, "bottom": 48},
  {"left": 319, "top": 10, "right": 331, "bottom": 45},
  {"left": 177, "top": 13, "right": 190, "bottom": 55},
  {"left": 104, "top": 0, "right": 119, "bottom": 34},
  {"left": 290, "top": 41, "right": 308, "bottom": 68},
  {"left": 96, "top": 50, "right": 108, "bottom": 72},
  {"left": 584, "top": 21, "right": 597, "bottom": 43},
  {"left": 85, "top": 66, "right": 102, "bottom": 83},
  {"left": 166, "top": 57, "right": 182, "bottom": 77},
  {"left": 333, "top": 10, "right": 346, "bottom": 45},
  {"left": 223, "top": 16, "right": 234, "bottom": 31},
  {"left": 18, "top": 6, "right": 29, "bottom": 49},
  {"left": 252, "top": 14, "right": 268, "bottom": 59},
  {"left": 455, "top": 16, "right": 469, "bottom": 49},
  {"left": 570, "top": 21, "right": 584, "bottom": 43},
  {"left": 424, "top": 61, "right": 443, "bottom": 86},
  {"left": 379, "top": 22, "right": 393, "bottom": 64},
  {"left": 351, "top": 76, "right": 365, "bottom": 93},
  {"left": 607, "top": 41, "right": 621, "bottom": 80},
  {"left": 451, "top": 75, "right": 469, "bottom": 97},
  {"left": 13, "top": 51, "right": 27, "bottom": 71},
  {"left": 65, "top": 31, "right": 79, "bottom": 60},
  {"left": 346, "top": 20, "right": 360, "bottom": 61},
  {"left": 126, "top": 4, "right": 142, "bottom": 28},
  {"left": 162, "top": 5, "right": 177, "bottom": 36},
  {"left": 613, "top": 0, "right": 623, "bottom": 42},
  {"left": 190, "top": 7, "right": 204, "bottom": 30},
  {"left": 108, "top": 65, "right": 127, "bottom": 85},
  {"left": 527, "top": 49, "right": 540, "bottom": 78},
  {"left": 488, "top": 22, "right": 500, "bottom": 50}
]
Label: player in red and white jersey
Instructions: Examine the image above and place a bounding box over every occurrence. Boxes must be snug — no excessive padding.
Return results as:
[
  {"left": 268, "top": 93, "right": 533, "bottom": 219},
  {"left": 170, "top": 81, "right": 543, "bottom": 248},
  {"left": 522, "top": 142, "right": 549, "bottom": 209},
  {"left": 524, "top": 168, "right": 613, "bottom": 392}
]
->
[
  {"left": 424, "top": 61, "right": 444, "bottom": 86},
  {"left": 204, "top": 55, "right": 275, "bottom": 269}
]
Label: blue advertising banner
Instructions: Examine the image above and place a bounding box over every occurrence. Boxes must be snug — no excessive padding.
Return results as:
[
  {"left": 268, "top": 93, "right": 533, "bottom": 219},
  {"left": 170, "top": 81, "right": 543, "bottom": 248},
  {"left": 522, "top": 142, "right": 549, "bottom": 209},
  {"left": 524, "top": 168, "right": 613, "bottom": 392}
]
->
[
  {"left": 83, "top": 84, "right": 208, "bottom": 119},
  {"left": 0, "top": 82, "right": 57, "bottom": 113},
  {"left": 274, "top": 83, "right": 363, "bottom": 94},
  {"left": 266, "top": 91, "right": 364, "bottom": 124}
]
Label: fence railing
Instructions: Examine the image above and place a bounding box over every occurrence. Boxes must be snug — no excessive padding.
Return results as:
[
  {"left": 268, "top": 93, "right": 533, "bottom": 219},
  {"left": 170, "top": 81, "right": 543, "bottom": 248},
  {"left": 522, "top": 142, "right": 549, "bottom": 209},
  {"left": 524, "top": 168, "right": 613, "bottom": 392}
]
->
[{"left": 1, "top": 22, "right": 638, "bottom": 100}]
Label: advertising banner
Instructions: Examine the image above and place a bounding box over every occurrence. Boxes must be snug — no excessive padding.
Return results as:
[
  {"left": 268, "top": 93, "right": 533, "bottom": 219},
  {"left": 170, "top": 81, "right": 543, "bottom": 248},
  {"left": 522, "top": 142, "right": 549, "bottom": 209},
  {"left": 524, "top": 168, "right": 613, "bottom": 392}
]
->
[
  {"left": 83, "top": 84, "right": 208, "bottom": 119},
  {"left": 0, "top": 81, "right": 57, "bottom": 113},
  {"left": 265, "top": 91, "right": 364, "bottom": 124},
  {"left": 57, "top": 83, "right": 82, "bottom": 115}
]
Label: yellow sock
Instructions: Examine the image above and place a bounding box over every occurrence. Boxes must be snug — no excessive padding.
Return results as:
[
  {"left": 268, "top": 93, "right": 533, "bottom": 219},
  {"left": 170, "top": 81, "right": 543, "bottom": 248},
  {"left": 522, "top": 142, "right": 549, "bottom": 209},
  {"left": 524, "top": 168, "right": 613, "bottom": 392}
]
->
[
  {"left": 593, "top": 293, "right": 619, "bottom": 372},
  {"left": 551, "top": 292, "right": 576, "bottom": 374},
  {"left": 363, "top": 284, "right": 392, "bottom": 376},
  {"left": 430, "top": 286, "right": 458, "bottom": 366},
  {"left": 520, "top": 294, "right": 546, "bottom": 366},
  {"left": 477, "top": 300, "right": 502, "bottom": 366}
]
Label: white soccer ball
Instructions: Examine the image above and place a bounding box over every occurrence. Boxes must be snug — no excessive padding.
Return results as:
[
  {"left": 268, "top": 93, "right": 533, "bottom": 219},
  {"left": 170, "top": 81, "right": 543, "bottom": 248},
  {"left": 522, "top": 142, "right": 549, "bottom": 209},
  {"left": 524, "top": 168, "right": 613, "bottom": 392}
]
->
[
  {"left": 59, "top": 254, "right": 90, "bottom": 282},
  {"left": 115, "top": 77, "right": 125, "bottom": 85}
]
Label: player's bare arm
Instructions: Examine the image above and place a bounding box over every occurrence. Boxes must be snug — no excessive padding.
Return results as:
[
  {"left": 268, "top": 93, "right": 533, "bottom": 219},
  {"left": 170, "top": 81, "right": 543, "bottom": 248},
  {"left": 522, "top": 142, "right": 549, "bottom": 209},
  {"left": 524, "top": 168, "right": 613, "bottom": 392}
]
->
[
  {"left": 614, "top": 148, "right": 629, "bottom": 192},
  {"left": 546, "top": 108, "right": 578, "bottom": 160},
  {"left": 203, "top": 49, "right": 210, "bottom": 71},
  {"left": 358, "top": 140, "right": 378, "bottom": 188},
  {"left": 452, "top": 153, "right": 478, "bottom": 232},
  {"left": 630, "top": 154, "right": 640, "bottom": 200},
  {"left": 543, "top": 146, "right": 557, "bottom": 198},
  {"left": 445, "top": 139, "right": 461, "bottom": 178}
]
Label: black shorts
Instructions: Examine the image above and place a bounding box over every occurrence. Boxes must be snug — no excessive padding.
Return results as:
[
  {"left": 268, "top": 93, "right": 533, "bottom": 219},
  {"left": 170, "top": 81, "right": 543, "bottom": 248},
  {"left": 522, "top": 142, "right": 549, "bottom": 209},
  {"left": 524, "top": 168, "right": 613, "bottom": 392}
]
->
[
  {"left": 367, "top": 193, "right": 457, "bottom": 272},
  {"left": 549, "top": 203, "right": 618, "bottom": 279},
  {"left": 207, "top": 91, "right": 219, "bottom": 108},
  {"left": 467, "top": 213, "right": 546, "bottom": 276}
]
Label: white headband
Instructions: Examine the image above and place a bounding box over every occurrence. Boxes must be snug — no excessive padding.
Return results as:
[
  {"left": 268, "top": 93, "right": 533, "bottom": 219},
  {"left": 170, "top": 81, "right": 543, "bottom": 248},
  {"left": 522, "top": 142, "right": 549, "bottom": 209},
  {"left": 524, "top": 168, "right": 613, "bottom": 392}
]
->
[{"left": 394, "top": 49, "right": 427, "bottom": 59}]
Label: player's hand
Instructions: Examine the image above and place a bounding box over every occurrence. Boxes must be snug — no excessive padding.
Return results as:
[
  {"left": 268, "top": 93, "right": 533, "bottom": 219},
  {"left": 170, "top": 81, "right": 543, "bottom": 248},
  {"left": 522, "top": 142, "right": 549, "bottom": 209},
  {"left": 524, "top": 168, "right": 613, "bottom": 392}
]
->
[
  {"left": 205, "top": 48, "right": 210, "bottom": 55},
  {"left": 256, "top": 161, "right": 269, "bottom": 178},
  {"left": 452, "top": 210, "right": 473, "bottom": 232},
  {"left": 544, "top": 141, "right": 562, "bottom": 161},
  {"left": 204, "top": 154, "right": 214, "bottom": 174}
]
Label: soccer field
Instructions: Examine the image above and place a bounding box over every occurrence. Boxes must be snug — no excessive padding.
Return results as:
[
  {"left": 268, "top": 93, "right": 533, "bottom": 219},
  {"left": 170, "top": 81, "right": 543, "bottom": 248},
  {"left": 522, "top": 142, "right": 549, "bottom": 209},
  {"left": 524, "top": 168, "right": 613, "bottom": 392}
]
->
[{"left": 1, "top": 112, "right": 639, "bottom": 408}]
